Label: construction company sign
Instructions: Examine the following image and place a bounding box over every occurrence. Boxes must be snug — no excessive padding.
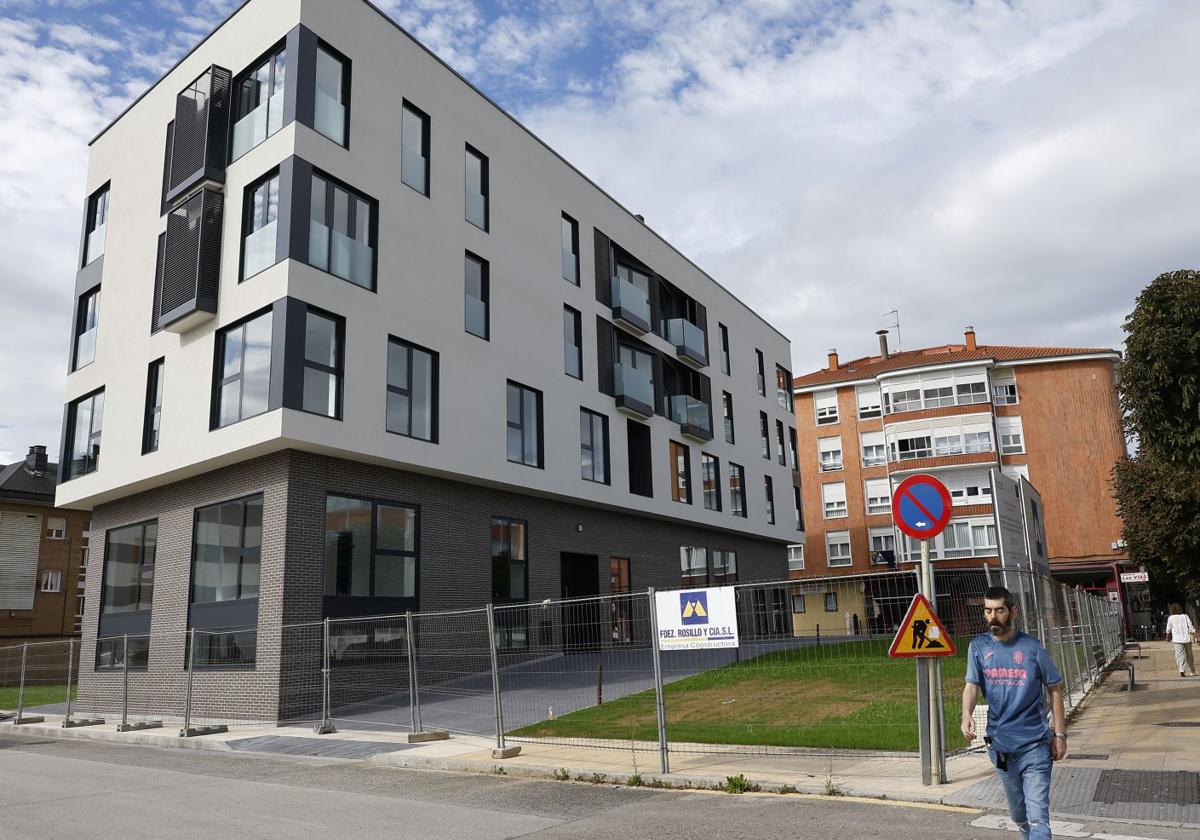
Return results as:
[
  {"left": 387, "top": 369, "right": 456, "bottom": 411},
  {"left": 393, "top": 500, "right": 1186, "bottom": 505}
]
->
[{"left": 654, "top": 586, "right": 739, "bottom": 651}]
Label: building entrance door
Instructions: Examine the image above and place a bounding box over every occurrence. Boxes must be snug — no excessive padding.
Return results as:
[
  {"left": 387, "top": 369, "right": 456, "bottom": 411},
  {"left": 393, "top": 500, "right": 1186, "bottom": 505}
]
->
[{"left": 560, "top": 553, "right": 602, "bottom": 652}]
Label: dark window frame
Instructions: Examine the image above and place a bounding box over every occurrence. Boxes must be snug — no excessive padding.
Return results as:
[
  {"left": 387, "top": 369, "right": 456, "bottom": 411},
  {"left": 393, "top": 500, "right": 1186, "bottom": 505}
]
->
[
  {"left": 776, "top": 419, "right": 787, "bottom": 466},
  {"left": 211, "top": 306, "right": 274, "bottom": 430},
  {"left": 99, "top": 518, "right": 158, "bottom": 618},
  {"left": 72, "top": 286, "right": 101, "bottom": 371},
  {"left": 760, "top": 411, "right": 771, "bottom": 459},
  {"left": 490, "top": 516, "right": 529, "bottom": 604},
  {"left": 701, "top": 452, "right": 721, "bottom": 511},
  {"left": 563, "top": 305, "right": 583, "bottom": 379},
  {"left": 313, "top": 39, "right": 352, "bottom": 148},
  {"left": 323, "top": 492, "right": 421, "bottom": 603},
  {"left": 722, "top": 391, "right": 735, "bottom": 444},
  {"left": 240, "top": 168, "right": 281, "bottom": 281},
  {"left": 580, "top": 407, "right": 610, "bottom": 484},
  {"left": 711, "top": 549, "right": 737, "bottom": 585},
  {"left": 506, "top": 381, "right": 544, "bottom": 469},
  {"left": 729, "top": 461, "right": 747, "bottom": 517},
  {"left": 755, "top": 349, "right": 766, "bottom": 396},
  {"left": 308, "top": 168, "right": 378, "bottom": 291},
  {"left": 82, "top": 182, "right": 110, "bottom": 267},
  {"left": 300, "top": 306, "right": 344, "bottom": 420},
  {"left": 561, "top": 212, "right": 579, "bottom": 285},
  {"left": 670, "top": 439, "right": 692, "bottom": 504},
  {"left": 230, "top": 39, "right": 288, "bottom": 161},
  {"left": 64, "top": 388, "right": 104, "bottom": 481},
  {"left": 464, "top": 251, "right": 490, "bottom": 340},
  {"left": 776, "top": 364, "right": 794, "bottom": 412},
  {"left": 142, "top": 358, "right": 164, "bottom": 454},
  {"left": 386, "top": 335, "right": 439, "bottom": 443},
  {"left": 719, "top": 323, "right": 730, "bottom": 375},
  {"left": 464, "top": 142, "right": 489, "bottom": 231},
  {"left": 189, "top": 492, "right": 264, "bottom": 606},
  {"left": 401, "top": 100, "right": 431, "bottom": 197},
  {"left": 764, "top": 475, "right": 776, "bottom": 525}
]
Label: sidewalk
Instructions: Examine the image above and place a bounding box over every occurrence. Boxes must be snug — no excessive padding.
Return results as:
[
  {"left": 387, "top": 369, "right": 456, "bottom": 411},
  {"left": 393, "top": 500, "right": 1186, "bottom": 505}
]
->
[{"left": 2, "top": 643, "right": 1196, "bottom": 827}]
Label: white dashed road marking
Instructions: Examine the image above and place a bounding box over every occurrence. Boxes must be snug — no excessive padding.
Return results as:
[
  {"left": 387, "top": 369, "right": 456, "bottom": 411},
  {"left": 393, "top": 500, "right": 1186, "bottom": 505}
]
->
[{"left": 968, "top": 815, "right": 1170, "bottom": 840}]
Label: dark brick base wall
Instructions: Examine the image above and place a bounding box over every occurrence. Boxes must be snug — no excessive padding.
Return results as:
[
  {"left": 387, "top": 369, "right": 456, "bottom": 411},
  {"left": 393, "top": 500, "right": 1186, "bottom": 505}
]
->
[{"left": 77, "top": 450, "right": 791, "bottom": 723}]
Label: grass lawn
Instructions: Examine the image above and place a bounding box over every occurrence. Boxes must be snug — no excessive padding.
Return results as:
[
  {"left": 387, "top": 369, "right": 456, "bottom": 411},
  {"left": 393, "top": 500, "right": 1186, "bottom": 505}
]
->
[
  {"left": 0, "top": 684, "right": 74, "bottom": 711},
  {"left": 511, "top": 639, "right": 972, "bottom": 753}
]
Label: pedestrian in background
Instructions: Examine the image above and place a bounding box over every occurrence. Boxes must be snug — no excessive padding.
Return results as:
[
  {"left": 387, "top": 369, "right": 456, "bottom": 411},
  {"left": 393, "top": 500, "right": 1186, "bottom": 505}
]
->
[
  {"left": 1165, "top": 603, "right": 1196, "bottom": 677},
  {"left": 962, "top": 586, "right": 1067, "bottom": 840}
]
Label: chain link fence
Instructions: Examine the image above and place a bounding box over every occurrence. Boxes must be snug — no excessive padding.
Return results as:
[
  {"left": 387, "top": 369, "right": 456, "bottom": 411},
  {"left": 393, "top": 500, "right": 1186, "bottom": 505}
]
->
[{"left": 1, "top": 566, "right": 1125, "bottom": 771}]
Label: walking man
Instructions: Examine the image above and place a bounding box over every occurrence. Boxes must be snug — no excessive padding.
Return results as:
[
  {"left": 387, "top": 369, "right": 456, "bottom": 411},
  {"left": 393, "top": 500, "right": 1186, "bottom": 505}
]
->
[
  {"left": 962, "top": 586, "right": 1067, "bottom": 840},
  {"left": 1165, "top": 603, "right": 1196, "bottom": 677}
]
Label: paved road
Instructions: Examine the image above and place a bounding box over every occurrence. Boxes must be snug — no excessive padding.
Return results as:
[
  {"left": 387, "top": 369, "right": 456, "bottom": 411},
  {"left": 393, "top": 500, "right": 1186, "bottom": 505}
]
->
[{"left": 0, "top": 733, "right": 1196, "bottom": 840}]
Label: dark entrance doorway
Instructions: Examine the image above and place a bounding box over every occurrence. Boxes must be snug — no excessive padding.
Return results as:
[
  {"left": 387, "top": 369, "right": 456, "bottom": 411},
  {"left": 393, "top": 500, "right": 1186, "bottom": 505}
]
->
[{"left": 561, "top": 553, "right": 603, "bottom": 652}]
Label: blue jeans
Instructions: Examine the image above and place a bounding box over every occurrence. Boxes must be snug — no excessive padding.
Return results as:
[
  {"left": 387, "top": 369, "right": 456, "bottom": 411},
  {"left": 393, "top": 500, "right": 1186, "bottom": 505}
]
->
[{"left": 989, "top": 739, "right": 1052, "bottom": 840}]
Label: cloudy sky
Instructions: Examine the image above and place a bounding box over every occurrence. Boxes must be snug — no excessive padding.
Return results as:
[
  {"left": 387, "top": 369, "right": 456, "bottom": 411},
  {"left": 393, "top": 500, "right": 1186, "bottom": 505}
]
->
[{"left": 0, "top": 0, "right": 1196, "bottom": 465}]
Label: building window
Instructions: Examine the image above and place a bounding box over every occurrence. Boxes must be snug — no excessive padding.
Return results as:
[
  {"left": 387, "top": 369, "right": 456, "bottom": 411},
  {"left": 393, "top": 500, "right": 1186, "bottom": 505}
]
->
[
  {"left": 701, "top": 453, "right": 721, "bottom": 511},
  {"left": 580, "top": 408, "right": 609, "bottom": 484},
  {"left": 560, "top": 212, "right": 579, "bottom": 284},
  {"left": 890, "top": 433, "right": 932, "bottom": 462},
  {"left": 610, "top": 557, "right": 632, "bottom": 644},
  {"left": 72, "top": 287, "right": 100, "bottom": 371},
  {"left": 712, "top": 550, "right": 737, "bottom": 585},
  {"left": 856, "top": 385, "right": 881, "bottom": 419},
  {"left": 401, "top": 101, "right": 430, "bottom": 196},
  {"left": 464, "top": 144, "right": 488, "bottom": 230},
  {"left": 822, "top": 482, "right": 847, "bottom": 519},
  {"left": 792, "top": 593, "right": 806, "bottom": 613},
  {"left": 957, "top": 381, "right": 988, "bottom": 405},
  {"left": 870, "top": 528, "right": 895, "bottom": 564},
  {"left": 83, "top": 183, "right": 109, "bottom": 265},
  {"left": 241, "top": 170, "right": 280, "bottom": 279},
  {"left": 764, "top": 475, "right": 775, "bottom": 524},
  {"left": 722, "top": 392, "right": 735, "bottom": 444},
  {"left": 670, "top": 440, "right": 692, "bottom": 504},
  {"left": 309, "top": 173, "right": 375, "bottom": 290},
  {"left": 46, "top": 517, "right": 66, "bottom": 540},
  {"left": 680, "top": 546, "right": 708, "bottom": 587},
  {"left": 719, "top": 324, "right": 730, "bottom": 375},
  {"left": 861, "top": 431, "right": 886, "bottom": 467},
  {"left": 776, "top": 365, "right": 792, "bottom": 411},
  {"left": 302, "top": 309, "right": 343, "bottom": 418},
  {"left": 231, "top": 42, "right": 287, "bottom": 160},
  {"left": 755, "top": 349, "right": 766, "bottom": 396},
  {"left": 65, "top": 390, "right": 104, "bottom": 480},
  {"left": 729, "top": 463, "right": 747, "bottom": 517},
  {"left": 992, "top": 372, "right": 1018, "bottom": 405},
  {"left": 313, "top": 43, "right": 349, "bottom": 145},
  {"left": 865, "top": 478, "right": 891, "bottom": 515},
  {"left": 943, "top": 520, "right": 998, "bottom": 559},
  {"left": 885, "top": 387, "right": 921, "bottom": 414},
  {"left": 950, "top": 481, "right": 992, "bottom": 506},
  {"left": 491, "top": 517, "right": 527, "bottom": 603},
  {"left": 775, "top": 420, "right": 787, "bottom": 465},
  {"left": 787, "top": 543, "right": 805, "bottom": 571},
  {"left": 788, "top": 427, "right": 798, "bottom": 471},
  {"left": 143, "top": 358, "right": 164, "bottom": 454},
  {"left": 39, "top": 570, "right": 62, "bottom": 593},
  {"left": 325, "top": 495, "right": 419, "bottom": 599},
  {"left": 923, "top": 383, "right": 956, "bottom": 408},
  {"left": 506, "top": 381, "right": 543, "bottom": 468},
  {"left": 102, "top": 521, "right": 156, "bottom": 613},
  {"left": 759, "top": 411, "right": 770, "bottom": 459},
  {"left": 563, "top": 306, "right": 583, "bottom": 378},
  {"left": 826, "top": 530, "right": 851, "bottom": 568},
  {"left": 793, "top": 485, "right": 803, "bottom": 530},
  {"left": 192, "top": 495, "right": 262, "bottom": 604},
  {"left": 998, "top": 416, "right": 1025, "bottom": 454},
  {"left": 824, "top": 592, "right": 839, "bottom": 611},
  {"left": 818, "top": 436, "right": 842, "bottom": 472},
  {"left": 386, "top": 337, "right": 438, "bottom": 442},
  {"left": 465, "top": 252, "right": 489, "bottom": 339},
  {"left": 814, "top": 390, "right": 838, "bottom": 425},
  {"left": 214, "top": 309, "right": 272, "bottom": 428}
]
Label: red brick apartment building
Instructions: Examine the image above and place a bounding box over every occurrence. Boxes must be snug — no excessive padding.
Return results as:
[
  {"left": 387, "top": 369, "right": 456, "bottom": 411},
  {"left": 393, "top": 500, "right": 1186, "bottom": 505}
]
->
[
  {"left": 788, "top": 328, "right": 1134, "bottom": 631},
  {"left": 1, "top": 446, "right": 90, "bottom": 639}
]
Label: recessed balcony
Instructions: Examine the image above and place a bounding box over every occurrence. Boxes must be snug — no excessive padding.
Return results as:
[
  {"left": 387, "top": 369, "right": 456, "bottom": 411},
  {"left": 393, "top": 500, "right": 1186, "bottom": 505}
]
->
[
  {"left": 611, "top": 274, "right": 651, "bottom": 335},
  {"left": 614, "top": 363, "right": 654, "bottom": 419},
  {"left": 666, "top": 318, "right": 708, "bottom": 368},
  {"left": 668, "top": 394, "right": 713, "bottom": 442}
]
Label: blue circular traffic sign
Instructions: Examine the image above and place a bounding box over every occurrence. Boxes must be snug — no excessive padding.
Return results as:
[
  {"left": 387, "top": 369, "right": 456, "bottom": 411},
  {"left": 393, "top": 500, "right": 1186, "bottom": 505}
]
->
[{"left": 892, "top": 474, "right": 952, "bottom": 540}]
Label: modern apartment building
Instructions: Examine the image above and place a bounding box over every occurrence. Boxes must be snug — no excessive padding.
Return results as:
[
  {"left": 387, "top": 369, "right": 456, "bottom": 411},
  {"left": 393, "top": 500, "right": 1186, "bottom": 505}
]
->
[
  {"left": 56, "top": 0, "right": 800, "bottom": 720},
  {"left": 790, "top": 328, "right": 1131, "bottom": 629},
  {"left": 1, "top": 446, "right": 90, "bottom": 639}
]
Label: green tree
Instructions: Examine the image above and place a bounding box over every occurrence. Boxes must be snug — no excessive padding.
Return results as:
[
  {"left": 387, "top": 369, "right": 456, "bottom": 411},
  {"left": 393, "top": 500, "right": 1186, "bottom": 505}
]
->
[{"left": 1113, "top": 269, "right": 1200, "bottom": 596}]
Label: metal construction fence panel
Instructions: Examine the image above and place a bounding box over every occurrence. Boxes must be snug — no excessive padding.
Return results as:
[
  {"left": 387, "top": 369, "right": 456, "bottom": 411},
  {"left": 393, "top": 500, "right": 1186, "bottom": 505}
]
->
[{"left": 1, "top": 565, "right": 1127, "bottom": 767}]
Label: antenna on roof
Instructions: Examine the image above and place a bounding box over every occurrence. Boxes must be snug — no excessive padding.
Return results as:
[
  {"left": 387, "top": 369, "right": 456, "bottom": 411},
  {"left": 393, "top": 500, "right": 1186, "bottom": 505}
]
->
[{"left": 882, "top": 309, "right": 902, "bottom": 351}]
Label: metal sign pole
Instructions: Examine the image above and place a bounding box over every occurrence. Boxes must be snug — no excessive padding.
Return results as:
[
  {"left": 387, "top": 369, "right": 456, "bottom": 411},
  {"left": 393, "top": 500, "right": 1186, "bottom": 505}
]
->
[
  {"left": 64, "top": 637, "right": 75, "bottom": 726},
  {"left": 648, "top": 587, "right": 670, "bottom": 774},
  {"left": 919, "top": 538, "right": 941, "bottom": 784}
]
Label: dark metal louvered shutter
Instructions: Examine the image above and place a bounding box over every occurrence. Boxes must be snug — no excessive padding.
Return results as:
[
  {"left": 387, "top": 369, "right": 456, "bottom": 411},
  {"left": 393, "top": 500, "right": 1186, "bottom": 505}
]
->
[
  {"left": 596, "top": 316, "right": 614, "bottom": 396},
  {"left": 594, "top": 229, "right": 611, "bottom": 306},
  {"left": 159, "top": 189, "right": 222, "bottom": 330},
  {"left": 166, "top": 65, "right": 231, "bottom": 205}
]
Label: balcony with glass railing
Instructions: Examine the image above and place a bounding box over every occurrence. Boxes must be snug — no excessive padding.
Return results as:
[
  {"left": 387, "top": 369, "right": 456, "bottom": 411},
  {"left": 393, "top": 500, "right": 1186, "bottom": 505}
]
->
[
  {"left": 309, "top": 221, "right": 373, "bottom": 289},
  {"left": 610, "top": 274, "right": 650, "bottom": 333},
  {"left": 667, "top": 394, "right": 713, "bottom": 441},
  {"left": 666, "top": 318, "right": 708, "bottom": 368},
  {"left": 466, "top": 188, "right": 486, "bottom": 230},
  {"left": 74, "top": 327, "right": 97, "bottom": 370},
  {"left": 242, "top": 220, "right": 277, "bottom": 278},
  {"left": 231, "top": 94, "right": 284, "bottom": 160},
  {"left": 84, "top": 224, "right": 106, "bottom": 265},
  {"left": 614, "top": 363, "right": 653, "bottom": 418},
  {"left": 465, "top": 294, "right": 487, "bottom": 339},
  {"left": 315, "top": 89, "right": 345, "bottom": 145}
]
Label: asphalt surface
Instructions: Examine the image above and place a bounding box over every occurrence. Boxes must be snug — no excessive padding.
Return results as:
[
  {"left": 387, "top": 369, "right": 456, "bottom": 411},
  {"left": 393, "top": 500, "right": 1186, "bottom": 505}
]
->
[{"left": 1, "top": 732, "right": 1197, "bottom": 840}]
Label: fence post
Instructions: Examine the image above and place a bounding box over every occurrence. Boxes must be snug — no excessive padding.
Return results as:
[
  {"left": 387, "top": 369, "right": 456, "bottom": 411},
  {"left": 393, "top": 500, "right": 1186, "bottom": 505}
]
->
[
  {"left": 983, "top": 564, "right": 993, "bottom": 587},
  {"left": 1059, "top": 585, "right": 1079, "bottom": 709},
  {"left": 182, "top": 628, "right": 196, "bottom": 736},
  {"left": 314, "top": 618, "right": 335, "bottom": 734},
  {"left": 1073, "top": 588, "right": 1094, "bottom": 686},
  {"left": 405, "top": 611, "right": 422, "bottom": 733},
  {"left": 15, "top": 642, "right": 28, "bottom": 723},
  {"left": 120, "top": 634, "right": 129, "bottom": 730},
  {"left": 1030, "top": 572, "right": 1047, "bottom": 644},
  {"left": 64, "top": 637, "right": 74, "bottom": 725},
  {"left": 485, "top": 604, "right": 519, "bottom": 758},
  {"left": 648, "top": 587, "right": 669, "bottom": 774}
]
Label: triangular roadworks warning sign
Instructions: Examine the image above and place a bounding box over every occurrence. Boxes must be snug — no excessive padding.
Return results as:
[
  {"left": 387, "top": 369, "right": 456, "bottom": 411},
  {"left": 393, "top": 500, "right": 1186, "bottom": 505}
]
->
[{"left": 888, "top": 594, "right": 957, "bottom": 658}]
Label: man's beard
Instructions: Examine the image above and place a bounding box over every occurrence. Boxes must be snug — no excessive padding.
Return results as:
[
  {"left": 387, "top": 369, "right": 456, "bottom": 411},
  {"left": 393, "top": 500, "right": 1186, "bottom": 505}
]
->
[{"left": 988, "top": 618, "right": 1011, "bottom": 636}]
